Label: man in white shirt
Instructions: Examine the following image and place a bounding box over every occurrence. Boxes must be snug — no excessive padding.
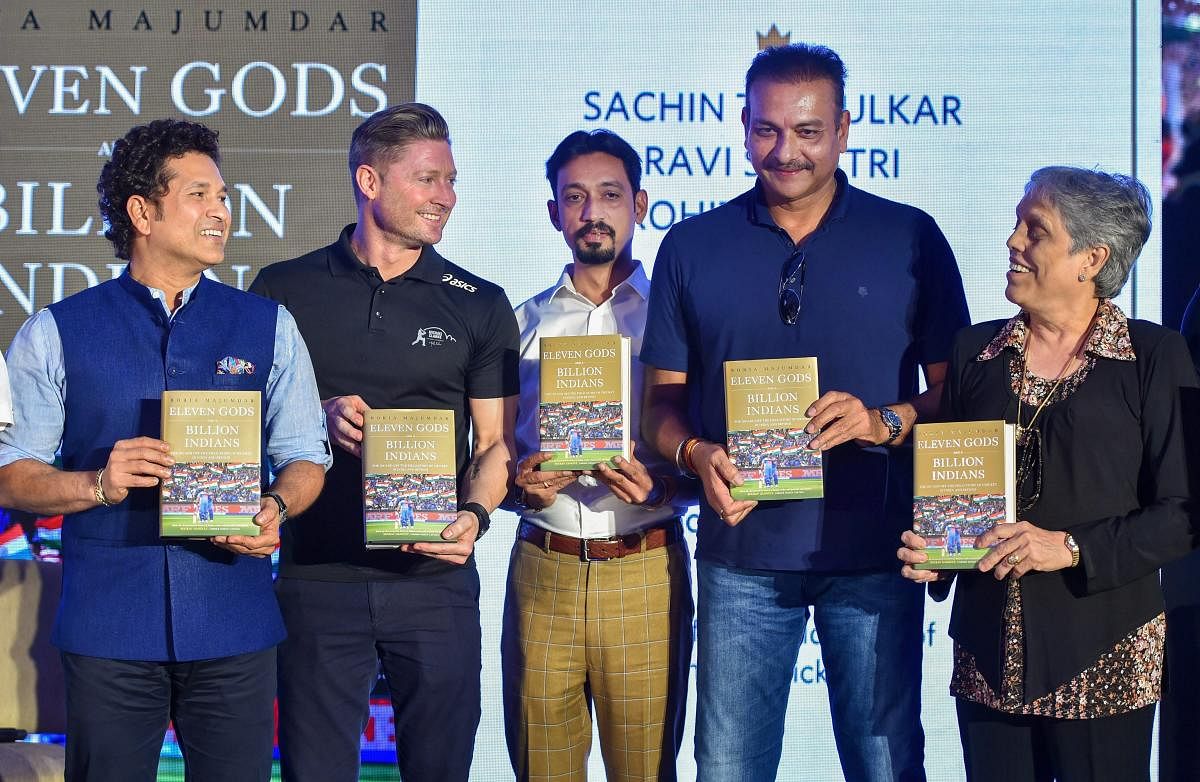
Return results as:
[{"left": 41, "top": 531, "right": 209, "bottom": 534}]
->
[{"left": 502, "top": 130, "right": 694, "bottom": 781}]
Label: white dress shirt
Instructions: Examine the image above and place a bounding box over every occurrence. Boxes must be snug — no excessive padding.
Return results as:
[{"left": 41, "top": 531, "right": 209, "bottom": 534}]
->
[{"left": 513, "top": 263, "right": 687, "bottom": 538}]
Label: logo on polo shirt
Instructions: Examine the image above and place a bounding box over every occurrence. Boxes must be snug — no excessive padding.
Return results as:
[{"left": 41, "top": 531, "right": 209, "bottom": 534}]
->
[
  {"left": 411, "top": 326, "right": 457, "bottom": 347},
  {"left": 442, "top": 273, "right": 478, "bottom": 293}
]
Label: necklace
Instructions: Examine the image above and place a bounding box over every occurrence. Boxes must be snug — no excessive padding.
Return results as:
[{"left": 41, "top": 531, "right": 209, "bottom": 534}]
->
[
  {"left": 1013, "top": 347, "right": 1075, "bottom": 514},
  {"left": 1014, "top": 312, "right": 1096, "bottom": 445},
  {"left": 1013, "top": 311, "right": 1098, "bottom": 512},
  {"left": 1015, "top": 351, "right": 1072, "bottom": 447}
]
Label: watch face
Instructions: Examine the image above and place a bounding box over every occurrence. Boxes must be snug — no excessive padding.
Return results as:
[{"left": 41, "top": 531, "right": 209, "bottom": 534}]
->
[{"left": 879, "top": 407, "right": 902, "bottom": 438}]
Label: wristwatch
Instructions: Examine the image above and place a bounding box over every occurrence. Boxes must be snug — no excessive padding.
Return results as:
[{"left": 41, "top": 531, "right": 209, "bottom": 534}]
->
[
  {"left": 1064, "top": 532, "right": 1080, "bottom": 568},
  {"left": 263, "top": 491, "right": 288, "bottom": 524},
  {"left": 460, "top": 501, "right": 491, "bottom": 539},
  {"left": 876, "top": 406, "right": 903, "bottom": 444}
]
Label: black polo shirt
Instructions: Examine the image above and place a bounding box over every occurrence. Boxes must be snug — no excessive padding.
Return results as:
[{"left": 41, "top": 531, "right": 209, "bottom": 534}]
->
[{"left": 251, "top": 224, "right": 520, "bottom": 580}]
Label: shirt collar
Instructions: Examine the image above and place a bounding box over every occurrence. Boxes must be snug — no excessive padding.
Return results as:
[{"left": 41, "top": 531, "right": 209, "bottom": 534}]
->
[
  {"left": 327, "top": 223, "right": 447, "bottom": 283},
  {"left": 548, "top": 261, "right": 650, "bottom": 305},
  {"left": 746, "top": 168, "right": 851, "bottom": 233},
  {"left": 117, "top": 267, "right": 205, "bottom": 319},
  {"left": 976, "top": 299, "right": 1136, "bottom": 362}
]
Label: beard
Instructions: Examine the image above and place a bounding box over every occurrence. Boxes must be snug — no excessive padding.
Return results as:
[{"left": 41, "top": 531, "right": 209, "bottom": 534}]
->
[{"left": 573, "top": 221, "right": 617, "bottom": 265}]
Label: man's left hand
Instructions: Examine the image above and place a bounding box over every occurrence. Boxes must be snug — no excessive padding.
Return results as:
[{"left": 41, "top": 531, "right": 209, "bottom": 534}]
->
[
  {"left": 404, "top": 509, "right": 479, "bottom": 565},
  {"left": 592, "top": 442, "right": 655, "bottom": 504},
  {"left": 806, "top": 390, "right": 888, "bottom": 450},
  {"left": 212, "top": 498, "right": 282, "bottom": 557}
]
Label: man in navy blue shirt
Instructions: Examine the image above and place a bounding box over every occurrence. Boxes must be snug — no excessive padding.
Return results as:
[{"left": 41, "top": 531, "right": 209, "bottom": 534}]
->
[{"left": 642, "top": 44, "right": 969, "bottom": 781}]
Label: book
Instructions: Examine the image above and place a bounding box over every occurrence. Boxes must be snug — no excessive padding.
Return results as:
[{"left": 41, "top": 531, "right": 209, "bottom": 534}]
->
[
  {"left": 538, "top": 334, "right": 631, "bottom": 471},
  {"left": 912, "top": 420, "right": 1016, "bottom": 569},
  {"left": 724, "top": 357, "right": 823, "bottom": 501},
  {"left": 160, "top": 390, "right": 262, "bottom": 537},
  {"left": 362, "top": 408, "right": 458, "bottom": 547}
]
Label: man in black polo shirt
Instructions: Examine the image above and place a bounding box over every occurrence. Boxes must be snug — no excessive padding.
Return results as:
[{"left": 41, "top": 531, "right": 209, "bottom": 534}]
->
[{"left": 250, "top": 103, "right": 519, "bottom": 782}]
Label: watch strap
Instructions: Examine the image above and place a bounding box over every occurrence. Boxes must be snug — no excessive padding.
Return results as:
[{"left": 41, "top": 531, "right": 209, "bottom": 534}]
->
[
  {"left": 1064, "top": 532, "right": 1080, "bottom": 568},
  {"left": 460, "top": 501, "right": 491, "bottom": 539},
  {"left": 263, "top": 491, "right": 288, "bottom": 522}
]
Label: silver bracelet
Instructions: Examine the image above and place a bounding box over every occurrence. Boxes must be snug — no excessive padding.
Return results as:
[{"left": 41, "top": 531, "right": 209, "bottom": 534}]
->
[{"left": 673, "top": 438, "right": 690, "bottom": 474}]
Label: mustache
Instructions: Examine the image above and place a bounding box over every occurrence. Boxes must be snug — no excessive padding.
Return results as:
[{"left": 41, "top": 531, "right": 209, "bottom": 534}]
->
[
  {"left": 770, "top": 159, "right": 815, "bottom": 173},
  {"left": 574, "top": 221, "right": 615, "bottom": 241}
]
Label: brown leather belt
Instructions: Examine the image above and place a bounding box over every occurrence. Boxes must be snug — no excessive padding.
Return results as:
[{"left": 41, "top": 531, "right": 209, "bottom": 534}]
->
[{"left": 517, "top": 519, "right": 681, "bottom": 562}]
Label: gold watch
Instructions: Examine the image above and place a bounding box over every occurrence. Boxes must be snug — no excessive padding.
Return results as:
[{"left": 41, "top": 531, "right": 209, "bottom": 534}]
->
[{"left": 1064, "top": 532, "right": 1080, "bottom": 568}]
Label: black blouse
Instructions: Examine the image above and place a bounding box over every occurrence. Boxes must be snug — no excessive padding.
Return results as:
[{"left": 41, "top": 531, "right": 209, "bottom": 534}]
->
[{"left": 935, "top": 314, "right": 1199, "bottom": 703}]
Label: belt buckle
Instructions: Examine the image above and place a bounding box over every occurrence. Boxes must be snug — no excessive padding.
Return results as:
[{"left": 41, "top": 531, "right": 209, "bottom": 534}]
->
[{"left": 581, "top": 536, "right": 620, "bottom": 562}]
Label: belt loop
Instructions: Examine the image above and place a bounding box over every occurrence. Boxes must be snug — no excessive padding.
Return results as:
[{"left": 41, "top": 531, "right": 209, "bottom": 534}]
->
[
  {"left": 639, "top": 530, "right": 648, "bottom": 554},
  {"left": 541, "top": 529, "right": 551, "bottom": 553}
]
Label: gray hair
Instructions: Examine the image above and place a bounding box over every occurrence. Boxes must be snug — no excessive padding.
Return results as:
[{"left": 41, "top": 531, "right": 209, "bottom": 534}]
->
[
  {"left": 1025, "top": 166, "right": 1152, "bottom": 299},
  {"left": 349, "top": 103, "right": 450, "bottom": 196}
]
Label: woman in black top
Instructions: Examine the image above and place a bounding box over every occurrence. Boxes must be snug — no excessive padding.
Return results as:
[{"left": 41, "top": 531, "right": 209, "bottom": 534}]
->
[{"left": 898, "top": 167, "right": 1198, "bottom": 782}]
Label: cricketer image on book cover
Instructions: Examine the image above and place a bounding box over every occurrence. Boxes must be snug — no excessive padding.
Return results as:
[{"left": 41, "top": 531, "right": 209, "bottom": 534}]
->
[
  {"left": 724, "top": 357, "right": 823, "bottom": 501},
  {"left": 363, "top": 409, "right": 458, "bottom": 546},
  {"left": 538, "top": 334, "right": 630, "bottom": 471},
  {"left": 913, "top": 420, "right": 1016, "bottom": 569},
  {"left": 160, "top": 390, "right": 262, "bottom": 537}
]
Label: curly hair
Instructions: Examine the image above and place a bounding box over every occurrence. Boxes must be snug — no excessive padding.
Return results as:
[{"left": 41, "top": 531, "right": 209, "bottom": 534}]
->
[{"left": 97, "top": 119, "right": 221, "bottom": 260}]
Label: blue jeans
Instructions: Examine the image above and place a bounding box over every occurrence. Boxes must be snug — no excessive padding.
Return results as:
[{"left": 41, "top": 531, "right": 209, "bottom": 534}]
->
[{"left": 695, "top": 562, "right": 926, "bottom": 782}]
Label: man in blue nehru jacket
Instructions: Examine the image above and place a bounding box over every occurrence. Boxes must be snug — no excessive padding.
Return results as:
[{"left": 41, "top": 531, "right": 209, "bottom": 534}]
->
[
  {"left": 642, "top": 44, "right": 969, "bottom": 781},
  {"left": 0, "top": 119, "right": 330, "bottom": 782}
]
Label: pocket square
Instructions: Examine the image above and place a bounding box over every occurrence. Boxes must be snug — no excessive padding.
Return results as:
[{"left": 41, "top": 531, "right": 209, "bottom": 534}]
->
[{"left": 216, "top": 356, "right": 255, "bottom": 375}]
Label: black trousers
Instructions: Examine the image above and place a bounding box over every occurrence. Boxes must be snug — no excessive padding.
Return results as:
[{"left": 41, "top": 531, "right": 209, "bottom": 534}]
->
[
  {"left": 275, "top": 570, "right": 482, "bottom": 782},
  {"left": 956, "top": 697, "right": 1155, "bottom": 782},
  {"left": 62, "top": 648, "right": 276, "bottom": 782}
]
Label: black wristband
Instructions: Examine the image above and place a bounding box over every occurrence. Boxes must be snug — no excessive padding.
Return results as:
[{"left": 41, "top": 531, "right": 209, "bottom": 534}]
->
[{"left": 459, "top": 501, "right": 491, "bottom": 539}]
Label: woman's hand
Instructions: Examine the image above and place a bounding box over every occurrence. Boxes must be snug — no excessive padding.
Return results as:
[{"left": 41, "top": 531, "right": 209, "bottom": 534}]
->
[
  {"left": 976, "top": 521, "right": 1073, "bottom": 580},
  {"left": 898, "top": 529, "right": 943, "bottom": 583}
]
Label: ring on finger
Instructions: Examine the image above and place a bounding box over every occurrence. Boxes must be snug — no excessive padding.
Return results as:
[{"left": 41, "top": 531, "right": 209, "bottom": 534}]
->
[
  {"left": 1006, "top": 553, "right": 1021, "bottom": 566},
  {"left": 542, "top": 481, "right": 550, "bottom": 489}
]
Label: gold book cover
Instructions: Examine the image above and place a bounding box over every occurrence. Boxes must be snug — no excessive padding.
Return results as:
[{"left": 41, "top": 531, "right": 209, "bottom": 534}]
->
[
  {"left": 160, "top": 390, "right": 261, "bottom": 537},
  {"left": 537, "top": 334, "right": 630, "bottom": 471},
  {"left": 913, "top": 420, "right": 1016, "bottom": 569},
  {"left": 724, "top": 357, "right": 822, "bottom": 501},
  {"left": 362, "top": 408, "right": 457, "bottom": 547}
]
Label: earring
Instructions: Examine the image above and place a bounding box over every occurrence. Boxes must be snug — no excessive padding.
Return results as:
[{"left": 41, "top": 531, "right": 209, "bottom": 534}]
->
[{"left": 1077, "top": 272, "right": 1087, "bottom": 282}]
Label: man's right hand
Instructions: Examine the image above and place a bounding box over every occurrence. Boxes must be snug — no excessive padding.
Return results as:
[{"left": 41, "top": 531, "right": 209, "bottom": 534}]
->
[
  {"left": 897, "top": 530, "right": 943, "bottom": 583},
  {"left": 514, "top": 452, "right": 580, "bottom": 510},
  {"left": 322, "top": 395, "right": 370, "bottom": 457},
  {"left": 689, "top": 440, "right": 756, "bottom": 526},
  {"left": 100, "top": 436, "right": 174, "bottom": 505}
]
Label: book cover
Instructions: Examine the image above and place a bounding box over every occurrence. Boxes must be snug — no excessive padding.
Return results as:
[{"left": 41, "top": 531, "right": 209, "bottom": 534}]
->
[
  {"left": 912, "top": 420, "right": 1016, "bottom": 569},
  {"left": 724, "top": 357, "right": 823, "bottom": 501},
  {"left": 160, "top": 390, "right": 262, "bottom": 537},
  {"left": 362, "top": 408, "right": 458, "bottom": 547},
  {"left": 538, "top": 334, "right": 631, "bottom": 471}
]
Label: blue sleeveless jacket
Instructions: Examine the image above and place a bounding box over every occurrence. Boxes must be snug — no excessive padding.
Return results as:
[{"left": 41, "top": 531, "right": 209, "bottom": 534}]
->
[{"left": 48, "top": 272, "right": 284, "bottom": 661}]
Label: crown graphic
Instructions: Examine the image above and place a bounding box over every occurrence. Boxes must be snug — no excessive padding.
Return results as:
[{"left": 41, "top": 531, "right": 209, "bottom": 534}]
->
[{"left": 757, "top": 24, "right": 791, "bottom": 50}]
